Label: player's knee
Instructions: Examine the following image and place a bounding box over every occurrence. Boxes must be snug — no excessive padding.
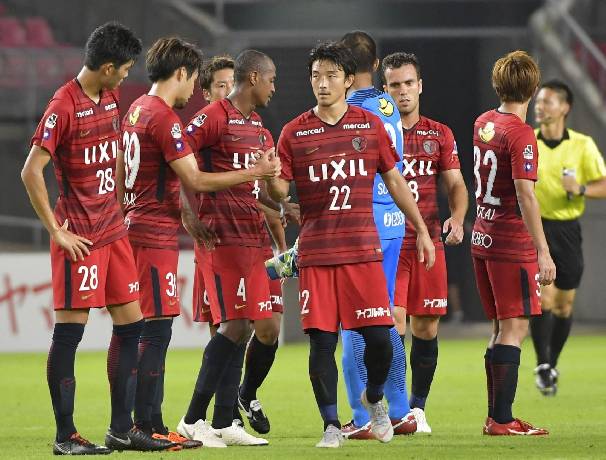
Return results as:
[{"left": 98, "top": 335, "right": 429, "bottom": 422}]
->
[
  {"left": 411, "top": 316, "right": 439, "bottom": 340},
  {"left": 392, "top": 306, "right": 407, "bottom": 334},
  {"left": 254, "top": 318, "right": 280, "bottom": 345},
  {"left": 308, "top": 329, "right": 338, "bottom": 368},
  {"left": 357, "top": 326, "right": 393, "bottom": 361},
  {"left": 498, "top": 318, "right": 528, "bottom": 345},
  {"left": 219, "top": 319, "right": 251, "bottom": 344},
  {"left": 553, "top": 303, "right": 573, "bottom": 318}
]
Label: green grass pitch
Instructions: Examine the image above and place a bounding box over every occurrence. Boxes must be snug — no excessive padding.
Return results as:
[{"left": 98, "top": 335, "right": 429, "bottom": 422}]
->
[{"left": 1, "top": 335, "right": 605, "bottom": 459}]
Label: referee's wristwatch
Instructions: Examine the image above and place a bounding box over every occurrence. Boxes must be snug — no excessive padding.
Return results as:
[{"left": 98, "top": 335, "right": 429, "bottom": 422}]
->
[{"left": 578, "top": 184, "right": 586, "bottom": 196}]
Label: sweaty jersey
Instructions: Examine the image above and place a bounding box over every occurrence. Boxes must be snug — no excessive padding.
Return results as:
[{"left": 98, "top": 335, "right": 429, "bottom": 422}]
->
[
  {"left": 185, "top": 98, "right": 270, "bottom": 247},
  {"left": 402, "top": 116, "right": 460, "bottom": 248},
  {"left": 347, "top": 88, "right": 404, "bottom": 239},
  {"left": 122, "top": 95, "right": 193, "bottom": 250},
  {"left": 31, "top": 79, "right": 125, "bottom": 250},
  {"left": 278, "top": 105, "right": 399, "bottom": 267},
  {"left": 472, "top": 109, "right": 539, "bottom": 263}
]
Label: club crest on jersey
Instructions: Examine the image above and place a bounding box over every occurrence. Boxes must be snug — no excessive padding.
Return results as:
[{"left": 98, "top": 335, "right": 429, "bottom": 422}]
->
[
  {"left": 112, "top": 116, "right": 120, "bottom": 133},
  {"left": 129, "top": 106, "right": 141, "bottom": 126},
  {"left": 478, "top": 121, "right": 495, "bottom": 143},
  {"left": 352, "top": 136, "right": 367, "bottom": 152},
  {"left": 378, "top": 97, "right": 394, "bottom": 116},
  {"left": 523, "top": 144, "right": 534, "bottom": 160},
  {"left": 423, "top": 139, "right": 438, "bottom": 155},
  {"left": 171, "top": 123, "right": 182, "bottom": 139},
  {"left": 45, "top": 113, "right": 57, "bottom": 129}
]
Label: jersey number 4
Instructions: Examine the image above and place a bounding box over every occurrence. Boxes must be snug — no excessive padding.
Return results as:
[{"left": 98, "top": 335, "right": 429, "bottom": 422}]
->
[{"left": 473, "top": 146, "right": 501, "bottom": 206}]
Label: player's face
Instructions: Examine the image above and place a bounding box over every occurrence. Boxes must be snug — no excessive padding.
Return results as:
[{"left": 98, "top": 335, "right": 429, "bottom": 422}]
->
[
  {"left": 175, "top": 69, "right": 199, "bottom": 109},
  {"left": 310, "top": 60, "right": 352, "bottom": 108},
  {"left": 383, "top": 64, "right": 422, "bottom": 116},
  {"left": 208, "top": 68, "right": 234, "bottom": 102},
  {"left": 105, "top": 60, "right": 135, "bottom": 90},
  {"left": 254, "top": 65, "right": 276, "bottom": 108},
  {"left": 534, "top": 88, "right": 569, "bottom": 125}
]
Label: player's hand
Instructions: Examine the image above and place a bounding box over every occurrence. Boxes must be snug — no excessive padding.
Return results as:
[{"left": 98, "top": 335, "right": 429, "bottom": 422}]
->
[
  {"left": 416, "top": 231, "right": 435, "bottom": 270},
  {"left": 182, "top": 212, "right": 219, "bottom": 250},
  {"left": 443, "top": 216, "right": 464, "bottom": 245},
  {"left": 537, "top": 249, "right": 556, "bottom": 286},
  {"left": 252, "top": 148, "right": 281, "bottom": 179},
  {"left": 280, "top": 196, "right": 301, "bottom": 226},
  {"left": 51, "top": 220, "right": 93, "bottom": 262},
  {"left": 561, "top": 175, "right": 581, "bottom": 195}
]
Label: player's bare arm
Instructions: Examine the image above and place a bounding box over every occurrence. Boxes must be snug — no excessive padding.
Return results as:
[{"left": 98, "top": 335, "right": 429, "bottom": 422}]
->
[
  {"left": 514, "top": 178, "right": 556, "bottom": 285},
  {"left": 170, "top": 150, "right": 280, "bottom": 193},
  {"left": 257, "top": 181, "right": 300, "bottom": 226},
  {"left": 21, "top": 145, "right": 93, "bottom": 262},
  {"left": 381, "top": 167, "right": 435, "bottom": 269},
  {"left": 561, "top": 174, "right": 606, "bottom": 198},
  {"left": 441, "top": 168, "right": 468, "bottom": 245},
  {"left": 259, "top": 203, "right": 288, "bottom": 252},
  {"left": 266, "top": 175, "right": 290, "bottom": 202},
  {"left": 180, "top": 186, "right": 219, "bottom": 249}
]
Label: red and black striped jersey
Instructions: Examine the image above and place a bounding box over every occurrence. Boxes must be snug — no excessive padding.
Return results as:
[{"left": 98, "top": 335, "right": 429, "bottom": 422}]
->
[
  {"left": 185, "top": 98, "right": 271, "bottom": 247},
  {"left": 31, "top": 79, "right": 125, "bottom": 250},
  {"left": 121, "top": 95, "right": 192, "bottom": 250},
  {"left": 279, "top": 105, "right": 399, "bottom": 267},
  {"left": 472, "top": 109, "right": 539, "bottom": 262},
  {"left": 402, "top": 116, "right": 460, "bottom": 248}
]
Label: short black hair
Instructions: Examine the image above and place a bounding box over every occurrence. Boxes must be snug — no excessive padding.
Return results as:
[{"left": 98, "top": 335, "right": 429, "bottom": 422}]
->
[
  {"left": 84, "top": 22, "right": 142, "bottom": 71},
  {"left": 308, "top": 41, "right": 356, "bottom": 78},
  {"left": 146, "top": 37, "right": 203, "bottom": 82},
  {"left": 200, "top": 55, "right": 234, "bottom": 90},
  {"left": 339, "top": 30, "right": 376, "bottom": 74},
  {"left": 540, "top": 79, "right": 574, "bottom": 108},
  {"left": 234, "top": 49, "right": 273, "bottom": 84},
  {"left": 381, "top": 52, "right": 421, "bottom": 84}
]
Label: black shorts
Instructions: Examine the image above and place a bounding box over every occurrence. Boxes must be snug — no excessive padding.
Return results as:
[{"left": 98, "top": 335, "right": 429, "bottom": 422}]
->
[{"left": 542, "top": 218, "right": 584, "bottom": 290}]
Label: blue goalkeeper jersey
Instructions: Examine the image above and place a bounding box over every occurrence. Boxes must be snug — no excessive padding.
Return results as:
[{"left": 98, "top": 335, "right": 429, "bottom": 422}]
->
[{"left": 347, "top": 87, "right": 405, "bottom": 239}]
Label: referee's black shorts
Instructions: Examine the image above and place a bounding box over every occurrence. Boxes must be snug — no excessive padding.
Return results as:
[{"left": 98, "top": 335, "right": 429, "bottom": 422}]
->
[{"left": 542, "top": 218, "right": 584, "bottom": 290}]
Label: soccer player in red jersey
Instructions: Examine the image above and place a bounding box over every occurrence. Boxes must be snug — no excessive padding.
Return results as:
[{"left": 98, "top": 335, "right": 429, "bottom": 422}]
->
[
  {"left": 266, "top": 42, "right": 435, "bottom": 448},
  {"left": 116, "top": 39, "right": 279, "bottom": 449},
  {"left": 177, "top": 49, "right": 281, "bottom": 447},
  {"left": 382, "top": 52, "right": 468, "bottom": 433},
  {"left": 184, "top": 54, "right": 293, "bottom": 434},
  {"left": 20, "top": 22, "right": 176, "bottom": 454},
  {"left": 472, "top": 51, "right": 555, "bottom": 435}
]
